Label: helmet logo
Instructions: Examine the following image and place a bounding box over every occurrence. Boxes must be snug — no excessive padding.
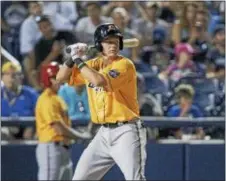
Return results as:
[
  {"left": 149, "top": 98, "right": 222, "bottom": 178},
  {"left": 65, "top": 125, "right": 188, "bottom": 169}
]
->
[
  {"left": 47, "top": 68, "right": 53, "bottom": 76},
  {"left": 108, "top": 25, "right": 116, "bottom": 32}
]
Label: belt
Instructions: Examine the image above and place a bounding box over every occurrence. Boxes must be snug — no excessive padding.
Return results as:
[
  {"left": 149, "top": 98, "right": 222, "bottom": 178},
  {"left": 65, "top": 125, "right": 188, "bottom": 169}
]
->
[
  {"left": 102, "top": 121, "right": 133, "bottom": 128},
  {"left": 54, "top": 142, "right": 71, "bottom": 150}
]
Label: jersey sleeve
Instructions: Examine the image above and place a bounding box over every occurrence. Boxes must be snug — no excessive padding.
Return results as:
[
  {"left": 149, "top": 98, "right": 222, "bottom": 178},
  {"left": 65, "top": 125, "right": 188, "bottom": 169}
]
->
[
  {"left": 68, "top": 66, "right": 86, "bottom": 86},
  {"left": 101, "top": 60, "right": 135, "bottom": 91},
  {"left": 68, "top": 59, "right": 99, "bottom": 86}
]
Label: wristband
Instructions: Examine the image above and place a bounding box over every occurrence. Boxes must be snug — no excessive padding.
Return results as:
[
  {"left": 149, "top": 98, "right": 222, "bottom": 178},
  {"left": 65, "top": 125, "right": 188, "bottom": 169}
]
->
[
  {"left": 73, "top": 58, "right": 84, "bottom": 66},
  {"left": 77, "top": 62, "right": 87, "bottom": 69},
  {"left": 73, "top": 58, "right": 87, "bottom": 69}
]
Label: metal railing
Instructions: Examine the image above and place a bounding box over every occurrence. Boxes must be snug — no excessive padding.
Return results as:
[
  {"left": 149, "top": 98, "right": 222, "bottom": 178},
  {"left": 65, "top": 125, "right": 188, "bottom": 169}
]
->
[
  {"left": 1, "top": 46, "right": 20, "bottom": 65},
  {"left": 1, "top": 116, "right": 225, "bottom": 128}
]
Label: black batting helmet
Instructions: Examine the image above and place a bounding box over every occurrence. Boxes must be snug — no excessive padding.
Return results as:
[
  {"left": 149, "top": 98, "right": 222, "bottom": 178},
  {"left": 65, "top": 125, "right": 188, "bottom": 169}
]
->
[{"left": 94, "top": 23, "right": 123, "bottom": 51}]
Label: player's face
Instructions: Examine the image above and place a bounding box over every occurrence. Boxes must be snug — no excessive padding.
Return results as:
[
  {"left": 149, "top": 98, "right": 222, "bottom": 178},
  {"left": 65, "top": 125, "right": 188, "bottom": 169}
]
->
[
  {"left": 50, "top": 78, "right": 61, "bottom": 92},
  {"left": 101, "top": 36, "right": 120, "bottom": 58}
]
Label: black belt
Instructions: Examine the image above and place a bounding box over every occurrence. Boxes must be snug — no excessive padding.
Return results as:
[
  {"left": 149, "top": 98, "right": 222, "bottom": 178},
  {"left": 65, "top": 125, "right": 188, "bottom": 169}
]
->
[
  {"left": 102, "top": 121, "right": 131, "bottom": 128},
  {"left": 54, "top": 142, "right": 71, "bottom": 150}
]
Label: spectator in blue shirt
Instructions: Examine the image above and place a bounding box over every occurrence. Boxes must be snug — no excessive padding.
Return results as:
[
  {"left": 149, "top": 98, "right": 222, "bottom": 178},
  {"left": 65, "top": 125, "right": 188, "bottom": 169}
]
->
[
  {"left": 1, "top": 61, "right": 39, "bottom": 139},
  {"left": 167, "top": 84, "right": 205, "bottom": 139},
  {"left": 58, "top": 83, "right": 90, "bottom": 124}
]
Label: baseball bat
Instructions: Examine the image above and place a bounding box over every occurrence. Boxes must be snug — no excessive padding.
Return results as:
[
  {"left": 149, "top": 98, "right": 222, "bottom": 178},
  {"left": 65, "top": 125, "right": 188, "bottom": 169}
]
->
[{"left": 66, "top": 38, "right": 140, "bottom": 53}]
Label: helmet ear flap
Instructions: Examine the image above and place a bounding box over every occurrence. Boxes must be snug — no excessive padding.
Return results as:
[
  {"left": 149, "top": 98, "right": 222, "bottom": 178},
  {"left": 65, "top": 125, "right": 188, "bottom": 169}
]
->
[
  {"left": 119, "top": 37, "right": 123, "bottom": 50},
  {"left": 95, "top": 41, "right": 103, "bottom": 51}
]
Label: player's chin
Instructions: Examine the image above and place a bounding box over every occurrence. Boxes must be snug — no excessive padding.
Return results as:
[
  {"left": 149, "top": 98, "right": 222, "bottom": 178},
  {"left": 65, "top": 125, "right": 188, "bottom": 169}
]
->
[{"left": 108, "top": 51, "right": 118, "bottom": 58}]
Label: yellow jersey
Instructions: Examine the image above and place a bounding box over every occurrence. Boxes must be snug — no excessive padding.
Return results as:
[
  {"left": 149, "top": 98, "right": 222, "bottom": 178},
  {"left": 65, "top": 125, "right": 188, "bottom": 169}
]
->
[
  {"left": 68, "top": 55, "right": 140, "bottom": 124},
  {"left": 35, "top": 88, "right": 71, "bottom": 142}
]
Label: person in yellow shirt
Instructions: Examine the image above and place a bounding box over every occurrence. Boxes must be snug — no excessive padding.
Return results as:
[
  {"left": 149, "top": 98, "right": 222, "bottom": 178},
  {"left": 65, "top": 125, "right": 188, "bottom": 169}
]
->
[
  {"left": 35, "top": 62, "right": 91, "bottom": 180},
  {"left": 57, "top": 23, "right": 147, "bottom": 180}
]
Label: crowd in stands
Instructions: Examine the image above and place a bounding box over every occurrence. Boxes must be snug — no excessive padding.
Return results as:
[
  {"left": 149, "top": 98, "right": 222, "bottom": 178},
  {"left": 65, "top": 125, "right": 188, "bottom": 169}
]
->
[{"left": 1, "top": 1, "right": 225, "bottom": 140}]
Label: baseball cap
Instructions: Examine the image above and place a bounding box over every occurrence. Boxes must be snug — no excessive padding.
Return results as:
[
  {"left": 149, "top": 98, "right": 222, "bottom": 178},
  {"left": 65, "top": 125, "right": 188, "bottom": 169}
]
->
[
  {"left": 2, "top": 62, "right": 22, "bottom": 73},
  {"left": 153, "top": 27, "right": 166, "bottom": 43},
  {"left": 175, "top": 43, "right": 194, "bottom": 56}
]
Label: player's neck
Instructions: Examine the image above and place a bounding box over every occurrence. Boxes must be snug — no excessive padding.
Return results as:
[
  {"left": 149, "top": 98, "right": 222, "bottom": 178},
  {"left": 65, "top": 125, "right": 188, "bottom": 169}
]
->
[{"left": 102, "top": 55, "right": 119, "bottom": 66}]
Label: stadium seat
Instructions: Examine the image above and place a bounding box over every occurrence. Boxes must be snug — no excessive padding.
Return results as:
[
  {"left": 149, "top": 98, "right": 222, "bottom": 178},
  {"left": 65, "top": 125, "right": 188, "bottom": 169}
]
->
[
  {"left": 176, "top": 76, "right": 218, "bottom": 94},
  {"left": 144, "top": 75, "right": 169, "bottom": 94},
  {"left": 193, "top": 93, "right": 215, "bottom": 116},
  {"left": 134, "top": 61, "right": 153, "bottom": 73}
]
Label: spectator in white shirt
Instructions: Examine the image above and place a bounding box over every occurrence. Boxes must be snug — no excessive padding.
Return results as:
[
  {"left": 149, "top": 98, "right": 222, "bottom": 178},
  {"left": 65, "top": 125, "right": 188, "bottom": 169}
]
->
[
  {"left": 42, "top": 1, "right": 78, "bottom": 25},
  {"left": 75, "top": 2, "right": 112, "bottom": 44},
  {"left": 20, "top": 1, "right": 74, "bottom": 55}
]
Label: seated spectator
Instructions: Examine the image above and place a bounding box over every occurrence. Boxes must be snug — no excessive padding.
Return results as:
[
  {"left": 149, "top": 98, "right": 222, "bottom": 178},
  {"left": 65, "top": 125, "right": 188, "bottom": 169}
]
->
[
  {"left": 166, "top": 84, "right": 205, "bottom": 140},
  {"left": 140, "top": 27, "right": 174, "bottom": 73},
  {"left": 35, "top": 15, "right": 76, "bottom": 66},
  {"left": 188, "top": 8, "right": 211, "bottom": 44},
  {"left": 58, "top": 83, "right": 95, "bottom": 135},
  {"left": 34, "top": 15, "right": 76, "bottom": 89},
  {"left": 172, "top": 2, "right": 198, "bottom": 44},
  {"left": 206, "top": 25, "right": 225, "bottom": 80},
  {"left": 189, "top": 9, "right": 211, "bottom": 65},
  {"left": 137, "top": 73, "right": 163, "bottom": 140},
  {"left": 75, "top": 2, "right": 112, "bottom": 45},
  {"left": 131, "top": 2, "right": 170, "bottom": 47},
  {"left": 158, "top": 2, "right": 176, "bottom": 24},
  {"left": 137, "top": 73, "right": 163, "bottom": 116},
  {"left": 111, "top": 7, "right": 141, "bottom": 60},
  {"left": 102, "top": 2, "right": 140, "bottom": 27},
  {"left": 1, "top": 62, "right": 39, "bottom": 140},
  {"left": 207, "top": 1, "right": 225, "bottom": 34},
  {"left": 1, "top": 1, "right": 28, "bottom": 61},
  {"left": 58, "top": 83, "right": 90, "bottom": 123},
  {"left": 159, "top": 43, "right": 197, "bottom": 82},
  {"left": 20, "top": 1, "right": 73, "bottom": 89},
  {"left": 20, "top": 1, "right": 74, "bottom": 56}
]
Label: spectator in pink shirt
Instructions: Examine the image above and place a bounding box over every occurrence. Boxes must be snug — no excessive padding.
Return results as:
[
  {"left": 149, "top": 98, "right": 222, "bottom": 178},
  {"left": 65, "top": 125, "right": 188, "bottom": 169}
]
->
[{"left": 159, "top": 43, "right": 197, "bottom": 82}]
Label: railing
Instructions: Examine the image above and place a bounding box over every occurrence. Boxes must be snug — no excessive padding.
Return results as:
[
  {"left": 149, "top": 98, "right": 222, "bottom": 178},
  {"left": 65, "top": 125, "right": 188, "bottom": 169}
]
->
[
  {"left": 1, "top": 46, "right": 20, "bottom": 65},
  {"left": 1, "top": 116, "right": 225, "bottom": 128}
]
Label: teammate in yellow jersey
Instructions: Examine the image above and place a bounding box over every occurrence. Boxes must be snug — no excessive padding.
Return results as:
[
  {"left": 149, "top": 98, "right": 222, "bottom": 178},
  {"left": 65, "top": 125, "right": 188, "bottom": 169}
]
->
[
  {"left": 57, "top": 23, "right": 147, "bottom": 180},
  {"left": 35, "top": 62, "right": 91, "bottom": 180}
]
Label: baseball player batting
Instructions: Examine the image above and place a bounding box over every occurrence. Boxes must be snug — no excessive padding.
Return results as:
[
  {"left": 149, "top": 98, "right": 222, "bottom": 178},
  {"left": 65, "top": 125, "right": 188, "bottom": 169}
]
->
[
  {"left": 35, "top": 62, "right": 92, "bottom": 180},
  {"left": 57, "top": 23, "right": 147, "bottom": 180}
]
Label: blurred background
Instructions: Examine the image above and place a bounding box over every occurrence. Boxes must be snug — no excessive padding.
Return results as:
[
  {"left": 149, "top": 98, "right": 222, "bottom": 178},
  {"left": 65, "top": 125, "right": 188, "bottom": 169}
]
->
[{"left": 1, "top": 1, "right": 225, "bottom": 180}]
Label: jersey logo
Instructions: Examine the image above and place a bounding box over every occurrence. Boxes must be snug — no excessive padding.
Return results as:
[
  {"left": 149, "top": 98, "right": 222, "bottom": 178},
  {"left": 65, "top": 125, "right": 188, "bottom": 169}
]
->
[
  {"left": 109, "top": 69, "right": 120, "bottom": 78},
  {"left": 88, "top": 82, "right": 103, "bottom": 92}
]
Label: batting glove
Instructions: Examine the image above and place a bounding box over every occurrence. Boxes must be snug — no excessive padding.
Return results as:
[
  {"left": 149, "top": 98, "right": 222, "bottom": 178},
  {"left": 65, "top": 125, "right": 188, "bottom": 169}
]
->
[{"left": 65, "top": 43, "right": 88, "bottom": 69}]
